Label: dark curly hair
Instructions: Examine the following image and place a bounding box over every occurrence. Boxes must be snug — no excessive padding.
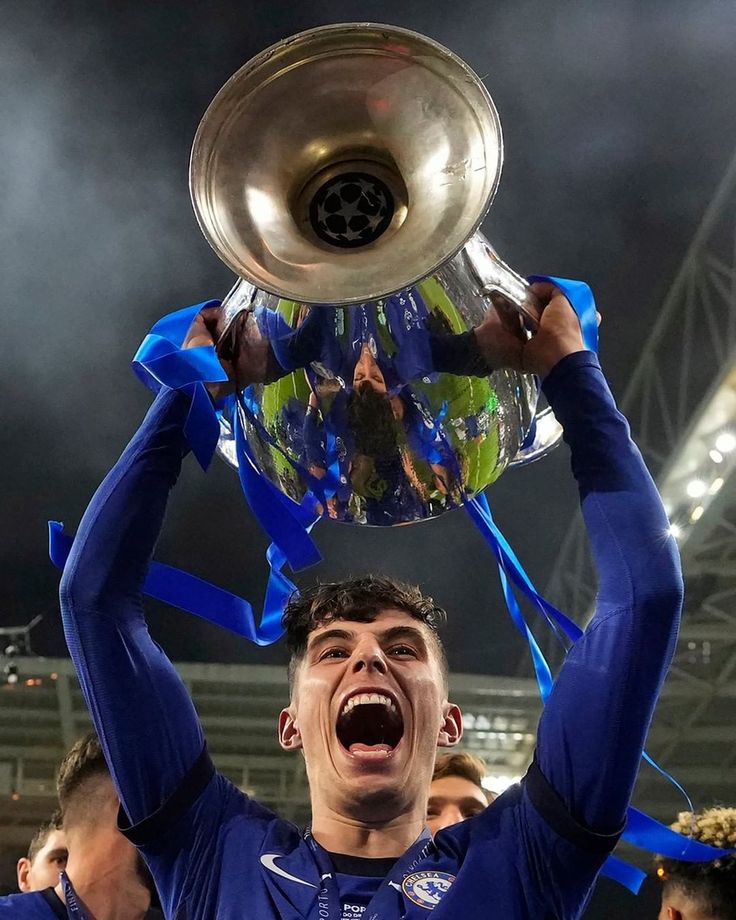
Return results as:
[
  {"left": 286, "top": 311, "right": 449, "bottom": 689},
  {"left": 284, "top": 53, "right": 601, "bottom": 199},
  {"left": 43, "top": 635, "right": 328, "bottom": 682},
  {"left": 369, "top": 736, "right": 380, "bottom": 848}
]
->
[
  {"left": 346, "top": 384, "right": 401, "bottom": 460},
  {"left": 282, "top": 575, "right": 448, "bottom": 693},
  {"left": 654, "top": 807, "right": 736, "bottom": 920}
]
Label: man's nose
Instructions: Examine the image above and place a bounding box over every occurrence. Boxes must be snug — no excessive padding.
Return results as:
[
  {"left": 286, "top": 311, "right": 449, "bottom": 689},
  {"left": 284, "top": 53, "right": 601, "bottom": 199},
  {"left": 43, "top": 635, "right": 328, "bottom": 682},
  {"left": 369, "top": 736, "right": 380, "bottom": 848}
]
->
[{"left": 351, "top": 640, "right": 387, "bottom": 674}]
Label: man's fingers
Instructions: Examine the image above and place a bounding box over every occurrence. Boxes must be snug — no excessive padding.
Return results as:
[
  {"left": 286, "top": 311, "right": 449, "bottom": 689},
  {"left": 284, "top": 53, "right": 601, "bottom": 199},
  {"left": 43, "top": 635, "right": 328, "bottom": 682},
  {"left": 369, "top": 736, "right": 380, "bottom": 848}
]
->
[
  {"left": 527, "top": 281, "right": 560, "bottom": 302},
  {"left": 528, "top": 282, "right": 602, "bottom": 327},
  {"left": 488, "top": 292, "right": 526, "bottom": 336}
]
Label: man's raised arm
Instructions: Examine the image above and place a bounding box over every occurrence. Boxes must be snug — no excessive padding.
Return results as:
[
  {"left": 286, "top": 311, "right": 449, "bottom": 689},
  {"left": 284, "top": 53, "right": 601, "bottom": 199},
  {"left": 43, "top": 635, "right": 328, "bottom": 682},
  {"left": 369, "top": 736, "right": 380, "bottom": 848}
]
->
[
  {"left": 485, "top": 285, "right": 684, "bottom": 843},
  {"left": 533, "top": 344, "right": 683, "bottom": 834},
  {"left": 59, "top": 305, "right": 261, "bottom": 827},
  {"left": 60, "top": 384, "right": 208, "bottom": 827}
]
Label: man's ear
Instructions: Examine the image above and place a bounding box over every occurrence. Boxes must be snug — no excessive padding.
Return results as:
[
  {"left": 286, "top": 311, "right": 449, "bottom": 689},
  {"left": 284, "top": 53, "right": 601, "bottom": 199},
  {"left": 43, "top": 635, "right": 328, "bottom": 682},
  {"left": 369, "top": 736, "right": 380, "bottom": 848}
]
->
[
  {"left": 659, "top": 900, "right": 681, "bottom": 920},
  {"left": 279, "top": 707, "right": 303, "bottom": 752},
  {"left": 437, "top": 703, "right": 462, "bottom": 748},
  {"left": 16, "top": 857, "right": 31, "bottom": 892}
]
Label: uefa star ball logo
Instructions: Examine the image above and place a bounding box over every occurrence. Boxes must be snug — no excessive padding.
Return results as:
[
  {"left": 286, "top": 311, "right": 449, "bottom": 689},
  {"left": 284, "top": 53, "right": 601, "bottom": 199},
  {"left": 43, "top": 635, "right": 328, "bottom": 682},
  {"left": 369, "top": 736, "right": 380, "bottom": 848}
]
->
[
  {"left": 310, "top": 172, "right": 394, "bottom": 248},
  {"left": 401, "top": 871, "right": 456, "bottom": 910}
]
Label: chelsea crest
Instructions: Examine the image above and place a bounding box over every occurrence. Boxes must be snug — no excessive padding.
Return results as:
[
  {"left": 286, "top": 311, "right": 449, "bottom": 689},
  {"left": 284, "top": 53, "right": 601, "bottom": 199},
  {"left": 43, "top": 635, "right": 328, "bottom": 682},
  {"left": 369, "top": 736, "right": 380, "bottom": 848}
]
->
[{"left": 401, "top": 871, "right": 456, "bottom": 910}]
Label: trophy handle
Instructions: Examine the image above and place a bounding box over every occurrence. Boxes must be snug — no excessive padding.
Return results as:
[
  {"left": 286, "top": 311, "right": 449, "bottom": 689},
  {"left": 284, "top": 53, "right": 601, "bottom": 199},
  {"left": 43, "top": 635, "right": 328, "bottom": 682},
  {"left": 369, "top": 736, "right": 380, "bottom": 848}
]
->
[
  {"left": 462, "top": 233, "right": 564, "bottom": 465},
  {"left": 462, "top": 233, "right": 542, "bottom": 328}
]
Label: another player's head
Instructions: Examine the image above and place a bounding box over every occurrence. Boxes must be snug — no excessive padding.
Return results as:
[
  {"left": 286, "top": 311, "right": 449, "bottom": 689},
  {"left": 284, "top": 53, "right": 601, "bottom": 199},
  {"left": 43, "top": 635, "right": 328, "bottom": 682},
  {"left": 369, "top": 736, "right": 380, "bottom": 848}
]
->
[
  {"left": 57, "top": 731, "right": 155, "bottom": 900},
  {"left": 426, "top": 752, "right": 492, "bottom": 836},
  {"left": 353, "top": 342, "right": 388, "bottom": 396},
  {"left": 57, "top": 732, "right": 112, "bottom": 827},
  {"left": 280, "top": 576, "right": 462, "bottom": 825},
  {"left": 654, "top": 807, "right": 736, "bottom": 920},
  {"left": 16, "top": 813, "right": 67, "bottom": 892}
]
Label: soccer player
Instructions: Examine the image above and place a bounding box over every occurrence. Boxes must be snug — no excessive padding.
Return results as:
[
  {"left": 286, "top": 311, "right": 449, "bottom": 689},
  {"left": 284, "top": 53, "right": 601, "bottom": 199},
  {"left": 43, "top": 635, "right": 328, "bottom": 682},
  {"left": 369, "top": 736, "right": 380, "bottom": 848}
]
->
[
  {"left": 426, "top": 753, "right": 493, "bottom": 837},
  {"left": 58, "top": 284, "right": 683, "bottom": 918},
  {"left": 654, "top": 807, "right": 736, "bottom": 920},
  {"left": 16, "top": 815, "right": 67, "bottom": 893},
  {"left": 0, "top": 732, "right": 160, "bottom": 919}
]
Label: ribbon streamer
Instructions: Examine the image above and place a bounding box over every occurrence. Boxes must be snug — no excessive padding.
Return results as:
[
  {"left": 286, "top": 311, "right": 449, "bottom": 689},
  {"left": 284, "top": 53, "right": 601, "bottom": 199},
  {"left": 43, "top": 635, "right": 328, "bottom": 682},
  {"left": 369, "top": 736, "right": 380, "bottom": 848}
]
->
[
  {"left": 49, "top": 522, "right": 290, "bottom": 645},
  {"left": 132, "top": 299, "right": 322, "bottom": 574}
]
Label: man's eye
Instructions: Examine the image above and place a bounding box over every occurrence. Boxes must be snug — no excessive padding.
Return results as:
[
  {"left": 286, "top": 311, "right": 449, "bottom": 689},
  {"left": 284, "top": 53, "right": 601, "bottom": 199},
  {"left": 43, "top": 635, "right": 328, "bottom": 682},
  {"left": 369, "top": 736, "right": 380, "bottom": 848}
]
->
[
  {"left": 52, "top": 855, "right": 68, "bottom": 866},
  {"left": 390, "top": 645, "right": 417, "bottom": 657},
  {"left": 320, "top": 648, "right": 349, "bottom": 660},
  {"left": 463, "top": 807, "right": 485, "bottom": 819}
]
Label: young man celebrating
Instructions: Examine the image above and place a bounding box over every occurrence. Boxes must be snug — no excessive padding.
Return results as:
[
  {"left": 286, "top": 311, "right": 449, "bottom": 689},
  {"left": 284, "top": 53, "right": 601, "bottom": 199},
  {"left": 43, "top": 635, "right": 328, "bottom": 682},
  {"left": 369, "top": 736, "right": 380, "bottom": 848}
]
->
[{"left": 58, "top": 285, "right": 683, "bottom": 918}]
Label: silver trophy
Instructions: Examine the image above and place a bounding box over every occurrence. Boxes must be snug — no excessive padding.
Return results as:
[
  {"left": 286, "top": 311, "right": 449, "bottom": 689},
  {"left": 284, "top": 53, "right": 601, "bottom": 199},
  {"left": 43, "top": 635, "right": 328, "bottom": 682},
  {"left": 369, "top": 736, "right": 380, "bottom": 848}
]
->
[{"left": 189, "top": 23, "right": 562, "bottom": 525}]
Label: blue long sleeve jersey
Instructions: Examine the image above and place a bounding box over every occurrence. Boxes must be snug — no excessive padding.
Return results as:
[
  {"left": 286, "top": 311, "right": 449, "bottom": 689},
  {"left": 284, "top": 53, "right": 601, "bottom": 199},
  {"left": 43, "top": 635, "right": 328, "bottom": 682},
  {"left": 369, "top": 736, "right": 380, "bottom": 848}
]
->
[{"left": 58, "top": 352, "right": 683, "bottom": 920}]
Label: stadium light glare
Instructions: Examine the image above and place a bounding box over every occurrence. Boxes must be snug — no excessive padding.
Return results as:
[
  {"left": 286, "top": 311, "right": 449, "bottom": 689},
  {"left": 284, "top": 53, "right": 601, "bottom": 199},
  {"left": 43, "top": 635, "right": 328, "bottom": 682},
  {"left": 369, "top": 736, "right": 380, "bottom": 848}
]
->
[
  {"left": 657, "top": 365, "right": 736, "bottom": 548},
  {"left": 482, "top": 774, "right": 522, "bottom": 795},
  {"left": 715, "top": 431, "right": 736, "bottom": 453},
  {"left": 686, "top": 479, "right": 707, "bottom": 498}
]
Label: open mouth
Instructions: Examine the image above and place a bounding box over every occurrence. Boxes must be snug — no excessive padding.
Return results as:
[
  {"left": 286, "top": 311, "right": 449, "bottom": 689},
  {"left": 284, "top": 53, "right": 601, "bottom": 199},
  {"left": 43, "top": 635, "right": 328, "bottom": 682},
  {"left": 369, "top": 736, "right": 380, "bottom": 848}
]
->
[{"left": 336, "top": 692, "right": 405, "bottom": 757}]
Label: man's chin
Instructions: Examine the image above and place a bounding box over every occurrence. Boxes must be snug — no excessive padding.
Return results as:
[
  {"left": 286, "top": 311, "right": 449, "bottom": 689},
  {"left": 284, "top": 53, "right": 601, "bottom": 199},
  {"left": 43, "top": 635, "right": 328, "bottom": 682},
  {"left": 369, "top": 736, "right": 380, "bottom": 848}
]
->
[{"left": 339, "top": 772, "right": 408, "bottom": 818}]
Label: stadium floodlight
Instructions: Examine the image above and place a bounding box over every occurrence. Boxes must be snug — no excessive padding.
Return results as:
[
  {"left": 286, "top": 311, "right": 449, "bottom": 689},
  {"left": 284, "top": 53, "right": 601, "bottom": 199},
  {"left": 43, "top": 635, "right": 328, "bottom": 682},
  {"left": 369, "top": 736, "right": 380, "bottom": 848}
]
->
[{"left": 658, "top": 366, "right": 736, "bottom": 549}]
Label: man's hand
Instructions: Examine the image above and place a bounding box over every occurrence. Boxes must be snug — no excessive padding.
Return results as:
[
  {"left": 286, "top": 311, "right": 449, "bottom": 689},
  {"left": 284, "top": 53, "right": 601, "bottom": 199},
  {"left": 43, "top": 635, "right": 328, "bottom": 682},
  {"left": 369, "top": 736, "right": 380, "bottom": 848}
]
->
[
  {"left": 474, "top": 282, "right": 591, "bottom": 378},
  {"left": 181, "top": 305, "right": 235, "bottom": 402},
  {"left": 181, "top": 304, "right": 287, "bottom": 398}
]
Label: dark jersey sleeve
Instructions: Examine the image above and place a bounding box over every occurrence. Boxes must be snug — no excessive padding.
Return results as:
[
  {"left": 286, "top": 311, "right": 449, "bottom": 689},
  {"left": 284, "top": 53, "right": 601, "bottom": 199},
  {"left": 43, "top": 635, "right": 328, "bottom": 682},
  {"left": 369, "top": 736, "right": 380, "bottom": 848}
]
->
[
  {"left": 530, "top": 351, "right": 683, "bottom": 838},
  {"left": 59, "top": 387, "right": 207, "bottom": 826}
]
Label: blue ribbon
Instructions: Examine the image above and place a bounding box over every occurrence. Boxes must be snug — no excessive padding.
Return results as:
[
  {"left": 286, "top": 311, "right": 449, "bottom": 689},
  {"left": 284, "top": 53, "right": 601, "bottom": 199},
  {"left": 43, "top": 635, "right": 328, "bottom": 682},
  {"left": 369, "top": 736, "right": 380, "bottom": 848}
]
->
[
  {"left": 60, "top": 871, "right": 89, "bottom": 920},
  {"left": 131, "top": 300, "right": 322, "bottom": 574},
  {"left": 527, "top": 274, "right": 599, "bottom": 354},
  {"left": 49, "top": 521, "right": 290, "bottom": 645},
  {"left": 131, "top": 302, "right": 226, "bottom": 471},
  {"left": 231, "top": 406, "right": 322, "bottom": 570},
  {"left": 625, "top": 807, "right": 736, "bottom": 861}
]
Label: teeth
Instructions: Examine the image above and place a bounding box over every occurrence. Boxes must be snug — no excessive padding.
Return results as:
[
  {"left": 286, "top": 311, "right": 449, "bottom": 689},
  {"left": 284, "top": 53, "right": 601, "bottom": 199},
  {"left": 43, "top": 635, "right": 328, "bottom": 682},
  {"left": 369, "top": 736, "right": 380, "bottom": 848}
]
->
[{"left": 341, "top": 693, "right": 398, "bottom": 717}]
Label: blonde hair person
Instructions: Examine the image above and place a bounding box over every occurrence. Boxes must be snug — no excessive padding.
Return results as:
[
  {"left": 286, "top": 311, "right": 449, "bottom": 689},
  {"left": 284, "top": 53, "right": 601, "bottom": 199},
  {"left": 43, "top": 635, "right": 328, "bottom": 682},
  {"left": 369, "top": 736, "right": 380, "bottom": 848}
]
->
[
  {"left": 655, "top": 807, "right": 736, "bottom": 920},
  {"left": 427, "top": 752, "right": 494, "bottom": 836}
]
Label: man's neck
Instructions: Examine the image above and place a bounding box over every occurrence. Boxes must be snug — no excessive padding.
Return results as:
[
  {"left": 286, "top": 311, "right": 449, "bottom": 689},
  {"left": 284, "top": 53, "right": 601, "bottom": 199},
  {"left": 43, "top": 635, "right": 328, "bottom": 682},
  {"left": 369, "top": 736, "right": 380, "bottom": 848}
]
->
[
  {"left": 54, "top": 832, "right": 149, "bottom": 920},
  {"left": 310, "top": 805, "right": 426, "bottom": 858}
]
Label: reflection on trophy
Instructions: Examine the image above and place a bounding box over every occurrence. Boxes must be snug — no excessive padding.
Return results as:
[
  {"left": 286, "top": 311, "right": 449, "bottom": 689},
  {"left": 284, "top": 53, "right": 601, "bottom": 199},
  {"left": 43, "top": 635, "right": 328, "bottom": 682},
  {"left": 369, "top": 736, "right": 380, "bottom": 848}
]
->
[{"left": 189, "top": 23, "right": 562, "bottom": 525}]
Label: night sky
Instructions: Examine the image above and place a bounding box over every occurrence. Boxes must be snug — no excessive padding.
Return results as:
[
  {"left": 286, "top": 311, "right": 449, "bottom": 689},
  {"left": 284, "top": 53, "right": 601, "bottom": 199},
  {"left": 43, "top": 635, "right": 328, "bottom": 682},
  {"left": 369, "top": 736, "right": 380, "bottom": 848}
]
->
[{"left": 3, "top": 0, "right": 736, "bottom": 678}]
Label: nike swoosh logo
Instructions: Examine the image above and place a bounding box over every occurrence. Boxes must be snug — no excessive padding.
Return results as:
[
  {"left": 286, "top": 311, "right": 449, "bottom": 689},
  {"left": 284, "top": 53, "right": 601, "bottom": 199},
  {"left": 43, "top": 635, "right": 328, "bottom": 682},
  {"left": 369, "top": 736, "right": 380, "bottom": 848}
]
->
[{"left": 260, "top": 854, "right": 318, "bottom": 888}]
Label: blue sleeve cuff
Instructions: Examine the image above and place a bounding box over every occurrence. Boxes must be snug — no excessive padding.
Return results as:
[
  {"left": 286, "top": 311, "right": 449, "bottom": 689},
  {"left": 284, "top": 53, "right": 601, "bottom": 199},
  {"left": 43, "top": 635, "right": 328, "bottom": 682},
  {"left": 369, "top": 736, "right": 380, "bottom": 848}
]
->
[
  {"left": 541, "top": 350, "right": 601, "bottom": 400},
  {"left": 118, "top": 744, "right": 215, "bottom": 846}
]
